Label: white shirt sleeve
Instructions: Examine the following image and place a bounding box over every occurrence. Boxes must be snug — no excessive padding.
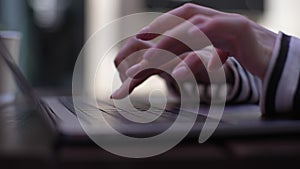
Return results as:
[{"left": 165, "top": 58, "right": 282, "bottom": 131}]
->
[{"left": 261, "top": 32, "right": 300, "bottom": 117}]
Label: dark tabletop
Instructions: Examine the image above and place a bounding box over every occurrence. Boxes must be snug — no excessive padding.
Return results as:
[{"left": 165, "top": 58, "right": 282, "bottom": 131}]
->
[{"left": 1, "top": 96, "right": 300, "bottom": 169}]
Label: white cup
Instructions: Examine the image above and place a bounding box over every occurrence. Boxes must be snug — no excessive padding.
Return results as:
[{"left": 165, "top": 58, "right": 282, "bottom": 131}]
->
[{"left": 0, "top": 31, "right": 22, "bottom": 104}]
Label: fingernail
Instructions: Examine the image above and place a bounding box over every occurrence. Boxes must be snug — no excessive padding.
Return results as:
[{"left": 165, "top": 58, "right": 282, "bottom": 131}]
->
[
  {"left": 172, "top": 66, "right": 188, "bottom": 80},
  {"left": 136, "top": 27, "right": 149, "bottom": 39},
  {"left": 110, "top": 88, "right": 121, "bottom": 99},
  {"left": 137, "top": 26, "right": 158, "bottom": 40},
  {"left": 126, "top": 64, "right": 141, "bottom": 77}
]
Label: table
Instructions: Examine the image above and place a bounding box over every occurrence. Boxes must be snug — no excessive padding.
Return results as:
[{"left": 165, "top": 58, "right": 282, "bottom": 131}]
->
[{"left": 1, "top": 96, "right": 300, "bottom": 169}]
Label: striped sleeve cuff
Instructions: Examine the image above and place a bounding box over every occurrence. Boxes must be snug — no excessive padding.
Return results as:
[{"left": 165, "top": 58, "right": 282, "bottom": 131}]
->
[
  {"left": 225, "top": 57, "right": 261, "bottom": 104},
  {"left": 261, "top": 32, "right": 300, "bottom": 117}
]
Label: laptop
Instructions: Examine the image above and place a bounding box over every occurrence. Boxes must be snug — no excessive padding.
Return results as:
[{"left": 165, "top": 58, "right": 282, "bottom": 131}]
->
[{"left": 1, "top": 35, "right": 300, "bottom": 150}]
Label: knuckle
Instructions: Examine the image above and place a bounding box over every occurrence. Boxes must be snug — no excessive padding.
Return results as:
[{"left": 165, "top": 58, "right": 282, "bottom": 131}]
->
[
  {"left": 239, "top": 17, "right": 251, "bottom": 30},
  {"left": 189, "top": 15, "right": 206, "bottom": 24},
  {"left": 181, "top": 3, "right": 197, "bottom": 16},
  {"left": 182, "top": 3, "right": 197, "bottom": 11},
  {"left": 186, "top": 52, "right": 197, "bottom": 59},
  {"left": 231, "top": 14, "right": 251, "bottom": 29},
  {"left": 114, "top": 38, "right": 140, "bottom": 67},
  {"left": 127, "top": 37, "right": 139, "bottom": 45},
  {"left": 185, "top": 52, "right": 201, "bottom": 65},
  {"left": 208, "top": 18, "right": 222, "bottom": 28}
]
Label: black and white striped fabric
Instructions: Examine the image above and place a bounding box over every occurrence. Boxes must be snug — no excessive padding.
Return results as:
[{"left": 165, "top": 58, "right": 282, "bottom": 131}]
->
[
  {"left": 262, "top": 32, "right": 300, "bottom": 116},
  {"left": 226, "top": 57, "right": 261, "bottom": 105},
  {"left": 227, "top": 32, "right": 299, "bottom": 116},
  {"left": 170, "top": 32, "right": 299, "bottom": 117}
]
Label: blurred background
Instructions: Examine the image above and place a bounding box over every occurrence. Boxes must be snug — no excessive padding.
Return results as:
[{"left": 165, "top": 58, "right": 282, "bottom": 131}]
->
[{"left": 1, "top": 0, "right": 300, "bottom": 95}]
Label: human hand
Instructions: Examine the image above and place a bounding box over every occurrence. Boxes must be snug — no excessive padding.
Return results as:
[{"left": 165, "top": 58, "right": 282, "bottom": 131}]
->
[
  {"left": 112, "top": 36, "right": 186, "bottom": 99},
  {"left": 112, "top": 39, "right": 230, "bottom": 99},
  {"left": 112, "top": 3, "right": 277, "bottom": 99}
]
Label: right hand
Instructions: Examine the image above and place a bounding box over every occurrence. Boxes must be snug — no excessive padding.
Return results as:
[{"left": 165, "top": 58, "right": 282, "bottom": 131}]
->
[
  {"left": 112, "top": 37, "right": 232, "bottom": 99},
  {"left": 112, "top": 3, "right": 277, "bottom": 99}
]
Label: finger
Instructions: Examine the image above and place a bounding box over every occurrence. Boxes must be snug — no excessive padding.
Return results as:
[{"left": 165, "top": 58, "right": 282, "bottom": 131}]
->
[
  {"left": 159, "top": 72, "right": 181, "bottom": 97},
  {"left": 114, "top": 37, "right": 151, "bottom": 67},
  {"left": 112, "top": 52, "right": 189, "bottom": 99},
  {"left": 172, "top": 50, "right": 210, "bottom": 83},
  {"left": 116, "top": 51, "right": 143, "bottom": 82},
  {"left": 110, "top": 75, "right": 151, "bottom": 99},
  {"left": 189, "top": 15, "right": 244, "bottom": 53},
  {"left": 126, "top": 46, "right": 182, "bottom": 78},
  {"left": 142, "top": 15, "right": 211, "bottom": 64},
  {"left": 114, "top": 37, "right": 152, "bottom": 82},
  {"left": 117, "top": 60, "right": 129, "bottom": 82},
  {"left": 110, "top": 78, "right": 137, "bottom": 99},
  {"left": 111, "top": 54, "right": 186, "bottom": 99},
  {"left": 126, "top": 59, "right": 150, "bottom": 78},
  {"left": 126, "top": 49, "right": 189, "bottom": 78},
  {"left": 208, "top": 48, "right": 229, "bottom": 71},
  {"left": 153, "top": 40, "right": 191, "bottom": 62},
  {"left": 137, "top": 3, "right": 220, "bottom": 40},
  {"left": 187, "top": 17, "right": 237, "bottom": 71}
]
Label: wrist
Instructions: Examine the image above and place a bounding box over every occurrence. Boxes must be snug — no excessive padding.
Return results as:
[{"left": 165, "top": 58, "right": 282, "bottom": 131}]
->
[{"left": 258, "top": 31, "right": 278, "bottom": 79}]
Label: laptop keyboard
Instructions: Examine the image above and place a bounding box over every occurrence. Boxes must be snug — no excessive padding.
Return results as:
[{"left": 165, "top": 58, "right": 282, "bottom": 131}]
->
[
  {"left": 57, "top": 97, "right": 219, "bottom": 137},
  {"left": 59, "top": 96, "right": 208, "bottom": 124}
]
